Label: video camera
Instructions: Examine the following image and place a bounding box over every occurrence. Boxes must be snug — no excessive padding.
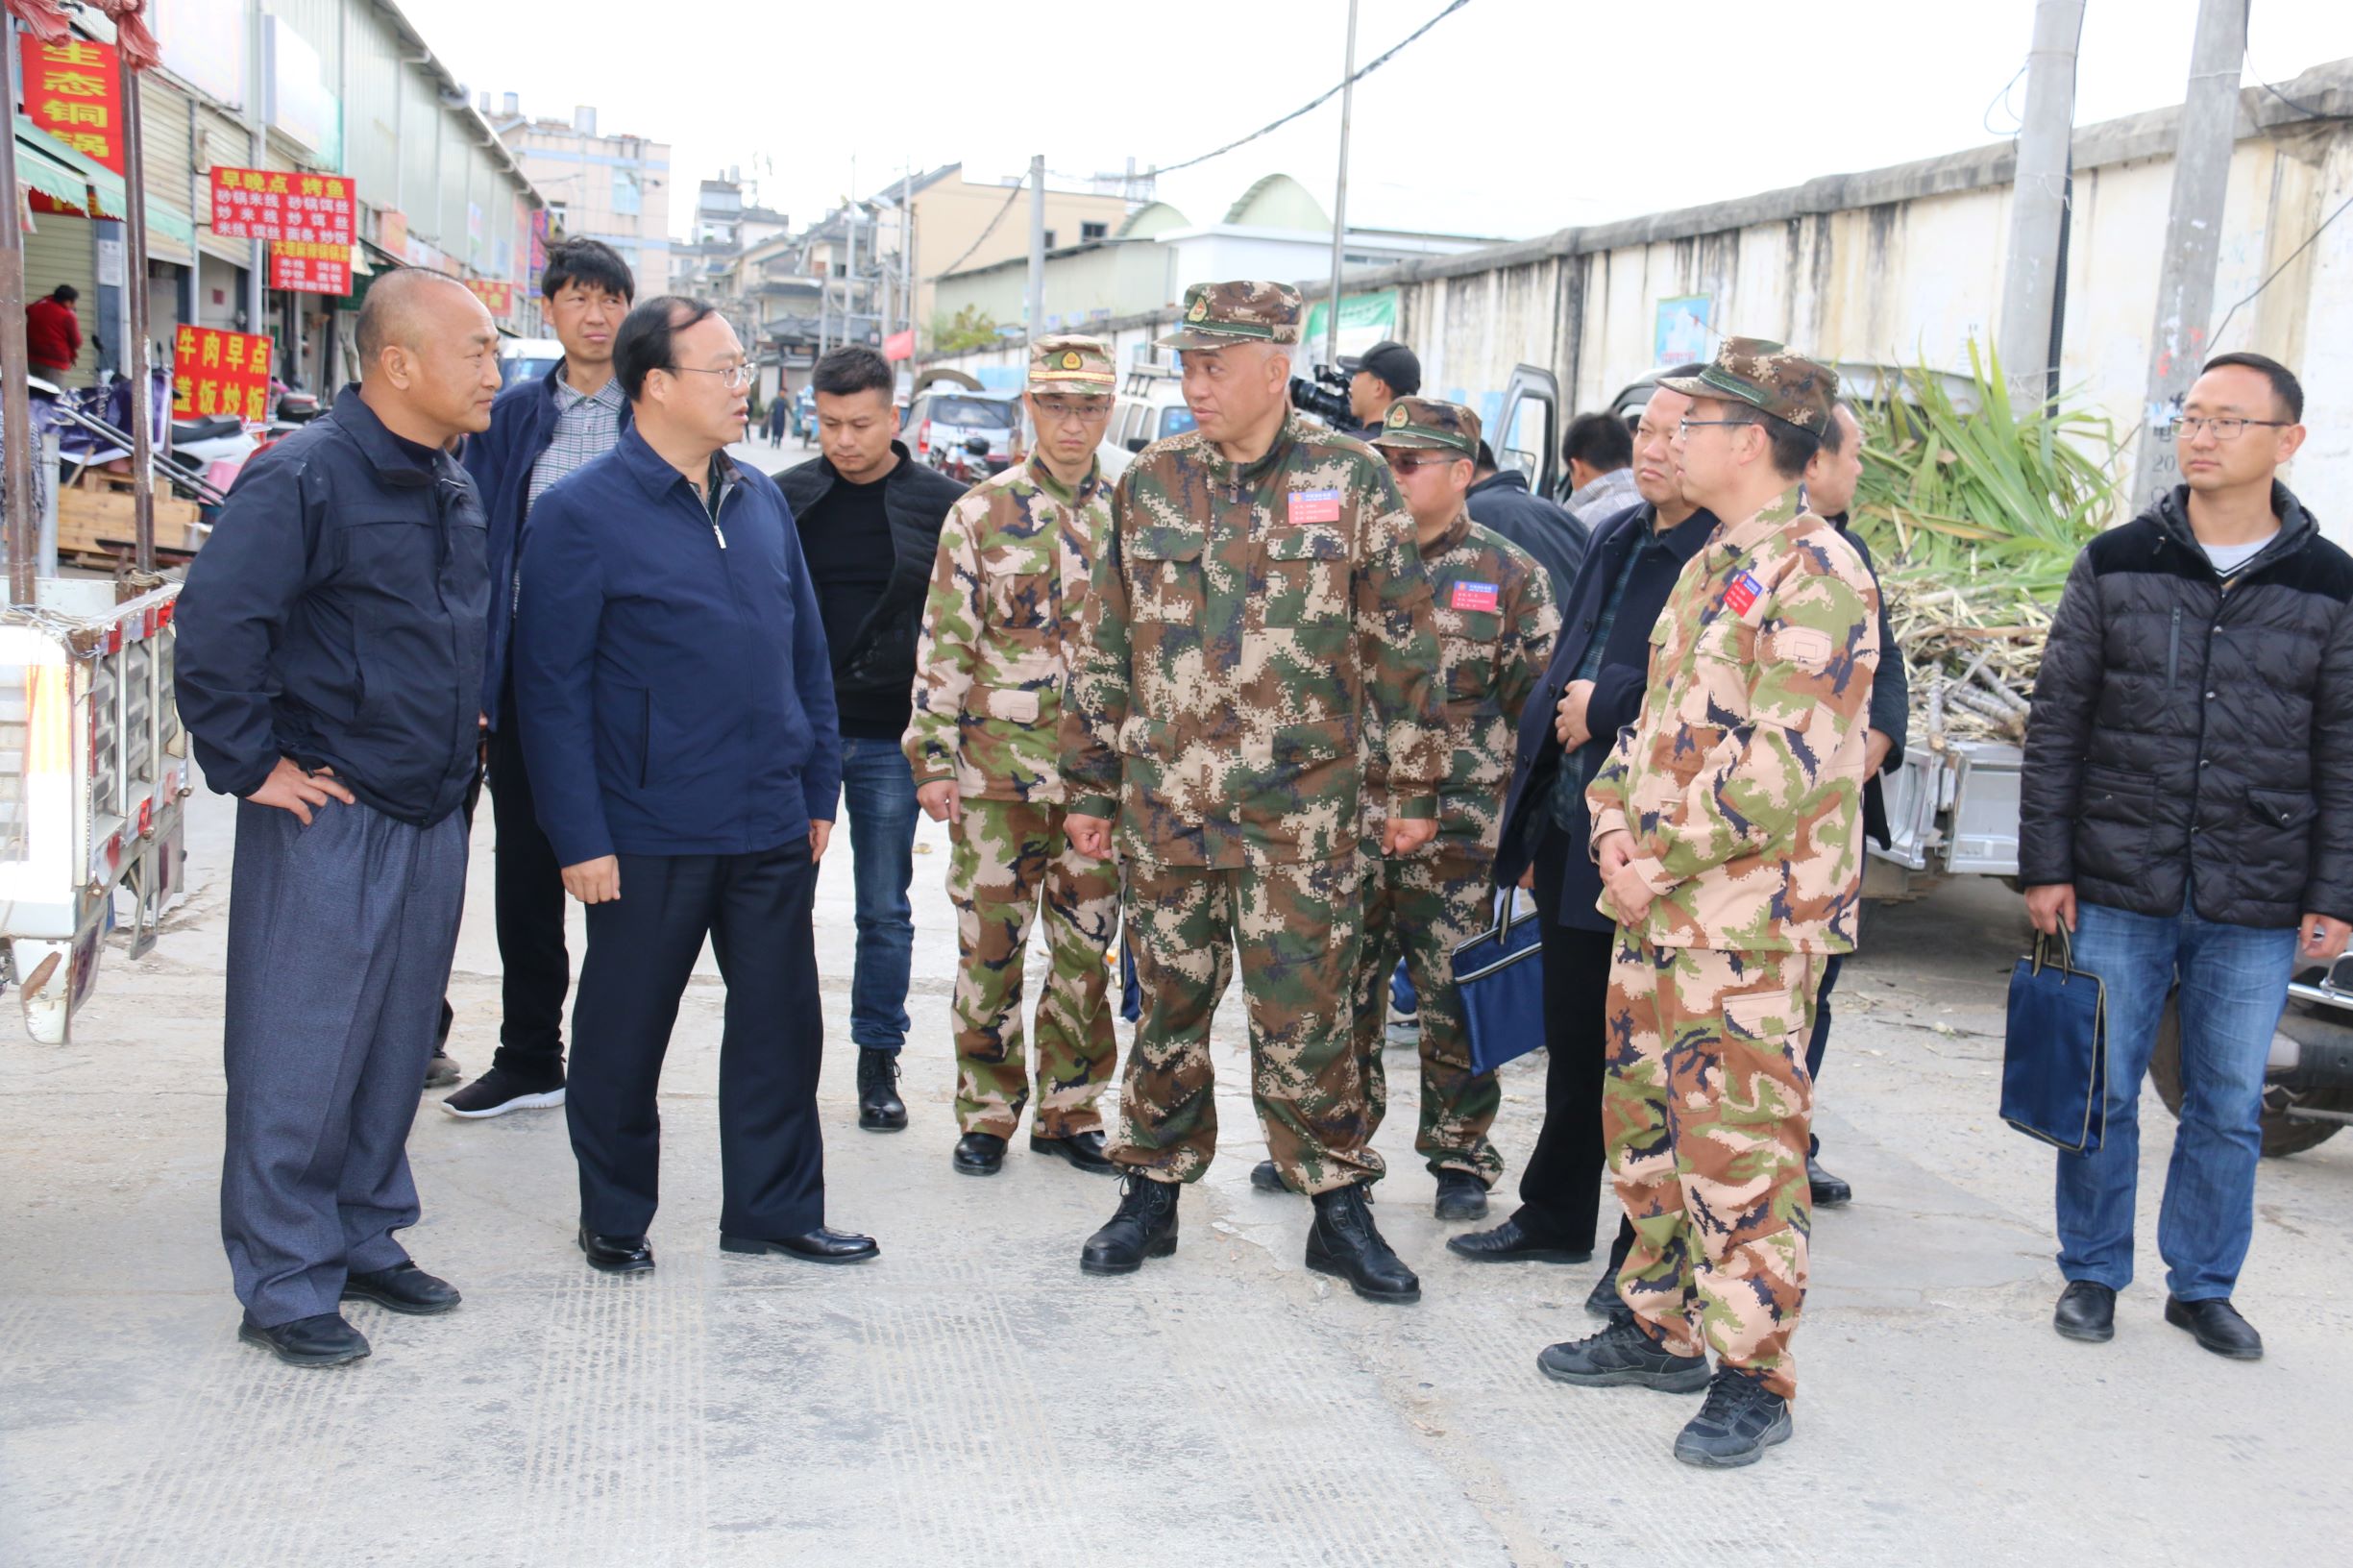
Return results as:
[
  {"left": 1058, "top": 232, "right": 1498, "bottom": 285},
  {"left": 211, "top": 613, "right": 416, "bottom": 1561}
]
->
[{"left": 1288, "top": 362, "right": 1358, "bottom": 431}]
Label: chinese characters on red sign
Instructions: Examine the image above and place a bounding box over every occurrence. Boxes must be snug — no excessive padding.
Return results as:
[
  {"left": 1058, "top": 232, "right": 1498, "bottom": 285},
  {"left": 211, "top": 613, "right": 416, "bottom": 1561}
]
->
[
  {"left": 463, "top": 279, "right": 515, "bottom": 317},
  {"left": 269, "top": 241, "right": 353, "bottom": 296},
  {"left": 208, "top": 167, "right": 355, "bottom": 245},
  {"left": 27, "top": 37, "right": 125, "bottom": 174},
  {"left": 172, "top": 327, "right": 275, "bottom": 422}
]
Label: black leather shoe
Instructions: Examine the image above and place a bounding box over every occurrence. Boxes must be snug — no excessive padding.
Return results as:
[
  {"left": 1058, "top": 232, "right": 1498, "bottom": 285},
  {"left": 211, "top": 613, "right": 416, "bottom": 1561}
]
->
[
  {"left": 2052, "top": 1280, "right": 2116, "bottom": 1343},
  {"left": 1675, "top": 1368, "right": 1793, "bottom": 1468},
  {"left": 1807, "top": 1156, "right": 1852, "bottom": 1208},
  {"left": 2166, "top": 1295, "right": 2263, "bottom": 1360},
  {"left": 1250, "top": 1159, "right": 1291, "bottom": 1194},
  {"left": 1031, "top": 1129, "right": 1117, "bottom": 1174},
  {"left": 1306, "top": 1185, "right": 1420, "bottom": 1304},
  {"left": 238, "top": 1311, "right": 370, "bottom": 1367},
  {"left": 341, "top": 1262, "right": 461, "bottom": 1315},
  {"left": 579, "top": 1228, "right": 655, "bottom": 1275},
  {"left": 1433, "top": 1171, "right": 1490, "bottom": 1222},
  {"left": 1537, "top": 1316, "right": 1711, "bottom": 1392},
  {"left": 1447, "top": 1216, "right": 1591, "bottom": 1264},
  {"left": 953, "top": 1132, "right": 1007, "bottom": 1176},
  {"left": 1585, "top": 1268, "right": 1633, "bottom": 1322},
  {"left": 856, "top": 1047, "right": 907, "bottom": 1132},
  {"left": 722, "top": 1228, "right": 880, "bottom": 1264},
  {"left": 1080, "top": 1173, "right": 1180, "bottom": 1274}
]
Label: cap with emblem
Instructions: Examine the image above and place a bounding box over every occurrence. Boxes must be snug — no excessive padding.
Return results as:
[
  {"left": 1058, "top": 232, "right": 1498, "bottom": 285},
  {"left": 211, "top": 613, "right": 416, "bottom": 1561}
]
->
[
  {"left": 1337, "top": 339, "right": 1422, "bottom": 396},
  {"left": 1370, "top": 396, "right": 1481, "bottom": 458},
  {"left": 1155, "top": 280, "right": 1305, "bottom": 351},
  {"left": 1028, "top": 332, "right": 1115, "bottom": 399},
  {"left": 1658, "top": 337, "right": 1839, "bottom": 432}
]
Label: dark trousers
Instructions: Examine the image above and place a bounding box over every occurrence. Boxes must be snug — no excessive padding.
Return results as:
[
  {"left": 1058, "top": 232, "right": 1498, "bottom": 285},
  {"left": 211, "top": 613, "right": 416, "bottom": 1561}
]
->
[
  {"left": 567, "top": 841, "right": 825, "bottom": 1239},
  {"left": 1511, "top": 827, "right": 1614, "bottom": 1255},
  {"left": 1804, "top": 953, "right": 1843, "bottom": 1159},
  {"left": 487, "top": 692, "right": 571, "bottom": 1079},
  {"left": 221, "top": 797, "right": 469, "bottom": 1326}
]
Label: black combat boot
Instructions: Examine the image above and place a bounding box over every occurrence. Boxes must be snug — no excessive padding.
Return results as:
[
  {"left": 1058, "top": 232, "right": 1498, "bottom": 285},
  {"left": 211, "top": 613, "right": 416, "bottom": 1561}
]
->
[
  {"left": 1306, "top": 1185, "right": 1420, "bottom": 1304},
  {"left": 856, "top": 1047, "right": 907, "bottom": 1132},
  {"left": 1080, "top": 1173, "right": 1180, "bottom": 1275}
]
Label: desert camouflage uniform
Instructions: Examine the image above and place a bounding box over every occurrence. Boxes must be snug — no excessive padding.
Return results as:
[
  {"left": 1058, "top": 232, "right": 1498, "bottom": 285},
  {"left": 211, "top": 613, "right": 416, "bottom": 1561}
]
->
[
  {"left": 1060, "top": 281, "right": 1447, "bottom": 1196},
  {"left": 1584, "top": 339, "right": 1878, "bottom": 1402},
  {"left": 1355, "top": 399, "right": 1559, "bottom": 1186},
  {"left": 908, "top": 335, "right": 1120, "bottom": 1138}
]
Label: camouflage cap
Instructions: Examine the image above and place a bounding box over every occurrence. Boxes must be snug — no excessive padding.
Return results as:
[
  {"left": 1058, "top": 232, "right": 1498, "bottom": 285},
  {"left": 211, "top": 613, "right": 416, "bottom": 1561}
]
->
[
  {"left": 1370, "top": 396, "right": 1481, "bottom": 458},
  {"left": 1154, "top": 281, "right": 1304, "bottom": 351},
  {"left": 1658, "top": 336, "right": 1839, "bottom": 432},
  {"left": 1028, "top": 333, "right": 1115, "bottom": 399}
]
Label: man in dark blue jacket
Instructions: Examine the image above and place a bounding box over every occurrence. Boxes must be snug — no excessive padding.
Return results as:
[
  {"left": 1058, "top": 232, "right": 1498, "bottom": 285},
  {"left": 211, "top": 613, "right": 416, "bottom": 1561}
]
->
[
  {"left": 515, "top": 296, "right": 874, "bottom": 1274},
  {"left": 443, "top": 238, "right": 635, "bottom": 1117},
  {"left": 176, "top": 269, "right": 500, "bottom": 1367}
]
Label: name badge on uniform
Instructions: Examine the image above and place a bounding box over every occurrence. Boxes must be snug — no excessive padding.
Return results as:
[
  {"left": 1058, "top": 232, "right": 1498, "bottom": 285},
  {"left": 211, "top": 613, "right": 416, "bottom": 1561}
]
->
[
  {"left": 1287, "top": 488, "right": 1342, "bottom": 525},
  {"left": 1723, "top": 570, "right": 1765, "bottom": 616},
  {"left": 1449, "top": 579, "right": 1501, "bottom": 613}
]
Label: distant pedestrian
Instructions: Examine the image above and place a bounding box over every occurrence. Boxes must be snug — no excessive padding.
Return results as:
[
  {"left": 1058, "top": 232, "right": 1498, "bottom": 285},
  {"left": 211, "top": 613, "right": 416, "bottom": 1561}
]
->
[
  {"left": 2022, "top": 352, "right": 2352, "bottom": 1363},
  {"left": 1560, "top": 410, "right": 1638, "bottom": 526},
  {"left": 1467, "top": 438, "right": 1587, "bottom": 607},
  {"left": 176, "top": 269, "right": 500, "bottom": 1367},
  {"left": 767, "top": 396, "right": 790, "bottom": 448},
  {"left": 778, "top": 347, "right": 967, "bottom": 1133},
  {"left": 26, "top": 283, "right": 82, "bottom": 383},
  {"left": 515, "top": 296, "right": 872, "bottom": 1275}
]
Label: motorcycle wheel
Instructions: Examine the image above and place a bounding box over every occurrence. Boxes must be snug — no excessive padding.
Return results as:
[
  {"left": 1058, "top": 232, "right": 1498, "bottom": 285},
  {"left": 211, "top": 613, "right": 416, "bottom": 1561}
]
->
[{"left": 2150, "top": 989, "right": 2349, "bottom": 1158}]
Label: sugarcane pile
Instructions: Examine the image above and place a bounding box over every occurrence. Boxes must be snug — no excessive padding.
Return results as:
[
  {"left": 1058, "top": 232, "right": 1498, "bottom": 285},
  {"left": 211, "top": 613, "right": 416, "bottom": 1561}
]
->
[{"left": 1842, "top": 342, "right": 2126, "bottom": 751}]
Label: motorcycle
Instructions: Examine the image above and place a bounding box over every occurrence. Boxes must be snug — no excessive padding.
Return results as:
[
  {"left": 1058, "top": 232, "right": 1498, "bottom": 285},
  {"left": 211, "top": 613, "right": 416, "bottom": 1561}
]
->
[{"left": 2152, "top": 958, "right": 2353, "bottom": 1156}]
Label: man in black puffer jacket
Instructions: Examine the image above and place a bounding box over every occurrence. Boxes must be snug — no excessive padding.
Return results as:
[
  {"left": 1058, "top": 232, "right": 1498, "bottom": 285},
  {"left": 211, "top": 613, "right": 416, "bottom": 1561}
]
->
[{"left": 2021, "top": 352, "right": 2353, "bottom": 1363}]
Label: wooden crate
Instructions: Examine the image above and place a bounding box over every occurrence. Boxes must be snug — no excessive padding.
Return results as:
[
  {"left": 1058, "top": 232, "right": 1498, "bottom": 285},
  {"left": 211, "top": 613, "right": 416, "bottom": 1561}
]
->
[{"left": 57, "top": 485, "right": 203, "bottom": 562}]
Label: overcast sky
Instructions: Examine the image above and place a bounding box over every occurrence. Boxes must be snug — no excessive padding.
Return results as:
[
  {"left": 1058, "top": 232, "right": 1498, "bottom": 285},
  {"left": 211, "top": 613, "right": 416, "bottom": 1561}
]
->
[{"left": 397, "top": 0, "right": 2353, "bottom": 246}]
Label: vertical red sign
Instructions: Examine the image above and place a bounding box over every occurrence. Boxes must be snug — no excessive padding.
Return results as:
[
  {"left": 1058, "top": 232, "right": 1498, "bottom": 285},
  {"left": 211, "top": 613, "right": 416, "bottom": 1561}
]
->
[{"left": 27, "top": 37, "right": 125, "bottom": 174}]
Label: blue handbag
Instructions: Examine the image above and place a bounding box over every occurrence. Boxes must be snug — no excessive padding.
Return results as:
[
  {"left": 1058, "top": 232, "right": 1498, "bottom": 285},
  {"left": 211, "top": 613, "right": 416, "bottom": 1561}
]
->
[
  {"left": 1451, "top": 890, "right": 1547, "bottom": 1075},
  {"left": 2000, "top": 929, "right": 2109, "bottom": 1154}
]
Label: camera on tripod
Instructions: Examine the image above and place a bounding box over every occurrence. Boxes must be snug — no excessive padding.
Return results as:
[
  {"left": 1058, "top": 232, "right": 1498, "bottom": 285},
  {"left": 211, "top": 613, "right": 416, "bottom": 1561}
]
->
[{"left": 1288, "top": 363, "right": 1358, "bottom": 431}]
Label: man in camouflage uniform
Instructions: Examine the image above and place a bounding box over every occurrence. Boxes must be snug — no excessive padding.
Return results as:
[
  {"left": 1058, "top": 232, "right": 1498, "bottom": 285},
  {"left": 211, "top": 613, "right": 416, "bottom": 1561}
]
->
[
  {"left": 1060, "top": 281, "right": 1448, "bottom": 1303},
  {"left": 1248, "top": 399, "right": 1558, "bottom": 1218},
  {"left": 907, "top": 336, "right": 1124, "bottom": 1179},
  {"left": 1539, "top": 339, "right": 1877, "bottom": 1470}
]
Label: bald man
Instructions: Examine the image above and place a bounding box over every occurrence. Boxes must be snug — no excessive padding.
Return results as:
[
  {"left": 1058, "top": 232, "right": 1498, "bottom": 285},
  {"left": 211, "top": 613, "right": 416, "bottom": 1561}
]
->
[{"left": 178, "top": 269, "right": 502, "bottom": 1367}]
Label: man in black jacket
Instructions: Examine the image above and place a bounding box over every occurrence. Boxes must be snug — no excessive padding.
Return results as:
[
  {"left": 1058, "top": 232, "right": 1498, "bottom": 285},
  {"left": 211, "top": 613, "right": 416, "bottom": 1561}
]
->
[
  {"left": 1468, "top": 439, "right": 1587, "bottom": 607},
  {"left": 2022, "top": 352, "right": 2353, "bottom": 1362},
  {"left": 778, "top": 346, "right": 967, "bottom": 1133},
  {"left": 176, "top": 270, "right": 499, "bottom": 1367}
]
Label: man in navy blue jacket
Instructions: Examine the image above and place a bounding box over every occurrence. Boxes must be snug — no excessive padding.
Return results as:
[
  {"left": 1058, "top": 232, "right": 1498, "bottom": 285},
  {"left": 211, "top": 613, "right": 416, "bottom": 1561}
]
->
[
  {"left": 176, "top": 269, "right": 500, "bottom": 1366},
  {"left": 443, "top": 238, "right": 635, "bottom": 1117},
  {"left": 515, "top": 296, "right": 874, "bottom": 1273}
]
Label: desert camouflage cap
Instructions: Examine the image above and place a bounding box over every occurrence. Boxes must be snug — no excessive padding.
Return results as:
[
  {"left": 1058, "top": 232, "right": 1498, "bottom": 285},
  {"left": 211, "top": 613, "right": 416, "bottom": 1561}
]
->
[
  {"left": 1154, "top": 280, "right": 1304, "bottom": 351},
  {"left": 1371, "top": 396, "right": 1481, "bottom": 457},
  {"left": 1659, "top": 337, "right": 1839, "bottom": 432},
  {"left": 1028, "top": 333, "right": 1115, "bottom": 398}
]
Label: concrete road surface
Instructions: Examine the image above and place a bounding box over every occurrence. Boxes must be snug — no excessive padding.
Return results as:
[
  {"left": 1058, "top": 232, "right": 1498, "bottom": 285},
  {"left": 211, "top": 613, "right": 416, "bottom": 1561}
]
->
[{"left": 3, "top": 784, "right": 2348, "bottom": 1565}]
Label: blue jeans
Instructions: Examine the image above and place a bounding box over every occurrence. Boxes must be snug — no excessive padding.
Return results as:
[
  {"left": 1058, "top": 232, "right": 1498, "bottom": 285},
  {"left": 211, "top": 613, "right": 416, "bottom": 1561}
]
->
[
  {"left": 835, "top": 737, "right": 919, "bottom": 1053},
  {"left": 2055, "top": 897, "right": 2294, "bottom": 1301}
]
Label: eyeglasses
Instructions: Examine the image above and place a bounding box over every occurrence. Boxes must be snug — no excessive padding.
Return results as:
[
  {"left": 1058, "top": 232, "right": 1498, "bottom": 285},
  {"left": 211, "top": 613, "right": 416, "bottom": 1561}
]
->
[
  {"left": 1677, "top": 418, "right": 1747, "bottom": 434},
  {"left": 1382, "top": 451, "right": 1458, "bottom": 474},
  {"left": 669, "top": 361, "right": 756, "bottom": 391},
  {"left": 1033, "top": 399, "right": 1111, "bottom": 426},
  {"left": 2164, "top": 416, "right": 2292, "bottom": 441}
]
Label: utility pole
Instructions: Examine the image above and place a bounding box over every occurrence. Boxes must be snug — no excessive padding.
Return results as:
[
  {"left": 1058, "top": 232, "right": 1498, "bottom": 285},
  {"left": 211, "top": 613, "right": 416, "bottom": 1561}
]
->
[
  {"left": 1025, "top": 154, "right": 1045, "bottom": 354},
  {"left": 901, "top": 155, "right": 914, "bottom": 347},
  {"left": 1324, "top": 0, "right": 1360, "bottom": 369},
  {"left": 1994, "top": 0, "right": 2085, "bottom": 409},
  {"left": 2130, "top": 0, "right": 2246, "bottom": 508},
  {"left": 2, "top": 22, "right": 36, "bottom": 602}
]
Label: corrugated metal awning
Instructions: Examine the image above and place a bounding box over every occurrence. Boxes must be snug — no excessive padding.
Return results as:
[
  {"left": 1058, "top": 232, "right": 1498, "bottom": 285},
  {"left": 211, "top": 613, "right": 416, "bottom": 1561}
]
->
[{"left": 13, "top": 115, "right": 199, "bottom": 254}]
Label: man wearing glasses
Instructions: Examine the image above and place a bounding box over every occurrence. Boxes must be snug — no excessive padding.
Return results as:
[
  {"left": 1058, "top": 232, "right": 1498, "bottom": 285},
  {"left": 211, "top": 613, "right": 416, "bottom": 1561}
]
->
[
  {"left": 2022, "top": 351, "right": 2353, "bottom": 1362},
  {"left": 514, "top": 297, "right": 876, "bottom": 1275},
  {"left": 906, "top": 335, "right": 1124, "bottom": 1179}
]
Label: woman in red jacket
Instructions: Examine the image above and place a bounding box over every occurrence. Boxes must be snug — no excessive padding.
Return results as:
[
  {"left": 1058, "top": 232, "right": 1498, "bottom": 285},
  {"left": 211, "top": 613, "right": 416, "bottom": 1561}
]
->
[{"left": 25, "top": 284, "right": 82, "bottom": 381}]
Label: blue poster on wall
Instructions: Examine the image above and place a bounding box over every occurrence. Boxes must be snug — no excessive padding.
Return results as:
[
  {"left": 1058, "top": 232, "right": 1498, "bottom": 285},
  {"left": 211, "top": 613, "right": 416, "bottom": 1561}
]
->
[{"left": 1654, "top": 295, "right": 1712, "bottom": 365}]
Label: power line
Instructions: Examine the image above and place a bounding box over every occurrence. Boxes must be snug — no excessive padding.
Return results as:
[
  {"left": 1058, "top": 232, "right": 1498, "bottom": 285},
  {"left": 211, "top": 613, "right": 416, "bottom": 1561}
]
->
[
  {"left": 2207, "top": 186, "right": 2353, "bottom": 350},
  {"left": 928, "top": 181, "right": 1024, "bottom": 281},
  {"left": 1146, "top": 0, "right": 1472, "bottom": 178}
]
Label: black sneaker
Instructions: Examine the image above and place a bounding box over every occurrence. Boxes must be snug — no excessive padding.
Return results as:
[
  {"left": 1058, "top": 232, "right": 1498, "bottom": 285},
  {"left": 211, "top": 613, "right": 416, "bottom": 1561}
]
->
[
  {"left": 856, "top": 1048, "right": 908, "bottom": 1131},
  {"left": 442, "top": 1066, "right": 566, "bottom": 1118},
  {"left": 1537, "top": 1316, "right": 1711, "bottom": 1392},
  {"left": 1674, "top": 1367, "right": 1793, "bottom": 1468},
  {"left": 1584, "top": 1268, "right": 1632, "bottom": 1323}
]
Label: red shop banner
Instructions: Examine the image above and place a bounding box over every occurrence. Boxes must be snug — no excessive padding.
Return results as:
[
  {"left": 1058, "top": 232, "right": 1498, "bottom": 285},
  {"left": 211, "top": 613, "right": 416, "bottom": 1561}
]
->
[
  {"left": 172, "top": 326, "right": 274, "bottom": 422},
  {"left": 464, "top": 279, "right": 515, "bottom": 317},
  {"left": 208, "top": 166, "right": 356, "bottom": 245},
  {"left": 26, "top": 36, "right": 126, "bottom": 174},
  {"left": 269, "top": 240, "right": 353, "bottom": 296}
]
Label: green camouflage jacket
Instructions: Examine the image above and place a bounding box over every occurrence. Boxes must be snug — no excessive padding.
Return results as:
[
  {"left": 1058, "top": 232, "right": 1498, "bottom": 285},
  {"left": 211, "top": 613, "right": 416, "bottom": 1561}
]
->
[
  {"left": 1059, "top": 412, "right": 1447, "bottom": 870},
  {"left": 905, "top": 456, "right": 1109, "bottom": 802},
  {"left": 1586, "top": 487, "right": 1880, "bottom": 952},
  {"left": 1361, "top": 512, "right": 1559, "bottom": 856}
]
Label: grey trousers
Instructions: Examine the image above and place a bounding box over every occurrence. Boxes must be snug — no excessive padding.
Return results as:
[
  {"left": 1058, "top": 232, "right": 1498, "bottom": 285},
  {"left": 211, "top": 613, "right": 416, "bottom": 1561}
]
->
[{"left": 220, "top": 796, "right": 469, "bottom": 1326}]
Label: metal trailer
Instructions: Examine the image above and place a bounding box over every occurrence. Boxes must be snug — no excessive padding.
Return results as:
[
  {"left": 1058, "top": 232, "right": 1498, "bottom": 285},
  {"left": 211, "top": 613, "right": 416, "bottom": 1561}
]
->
[
  {"left": 1863, "top": 738, "right": 2026, "bottom": 910},
  {"left": 0, "top": 578, "right": 189, "bottom": 1042}
]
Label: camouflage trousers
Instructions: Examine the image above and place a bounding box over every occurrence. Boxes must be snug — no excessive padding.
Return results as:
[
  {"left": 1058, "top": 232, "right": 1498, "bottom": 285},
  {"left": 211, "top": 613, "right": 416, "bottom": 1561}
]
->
[
  {"left": 1354, "top": 846, "right": 1503, "bottom": 1185},
  {"left": 1605, "top": 934, "right": 1822, "bottom": 1400},
  {"left": 1114, "top": 854, "right": 1377, "bottom": 1193},
  {"left": 947, "top": 797, "right": 1120, "bottom": 1138}
]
